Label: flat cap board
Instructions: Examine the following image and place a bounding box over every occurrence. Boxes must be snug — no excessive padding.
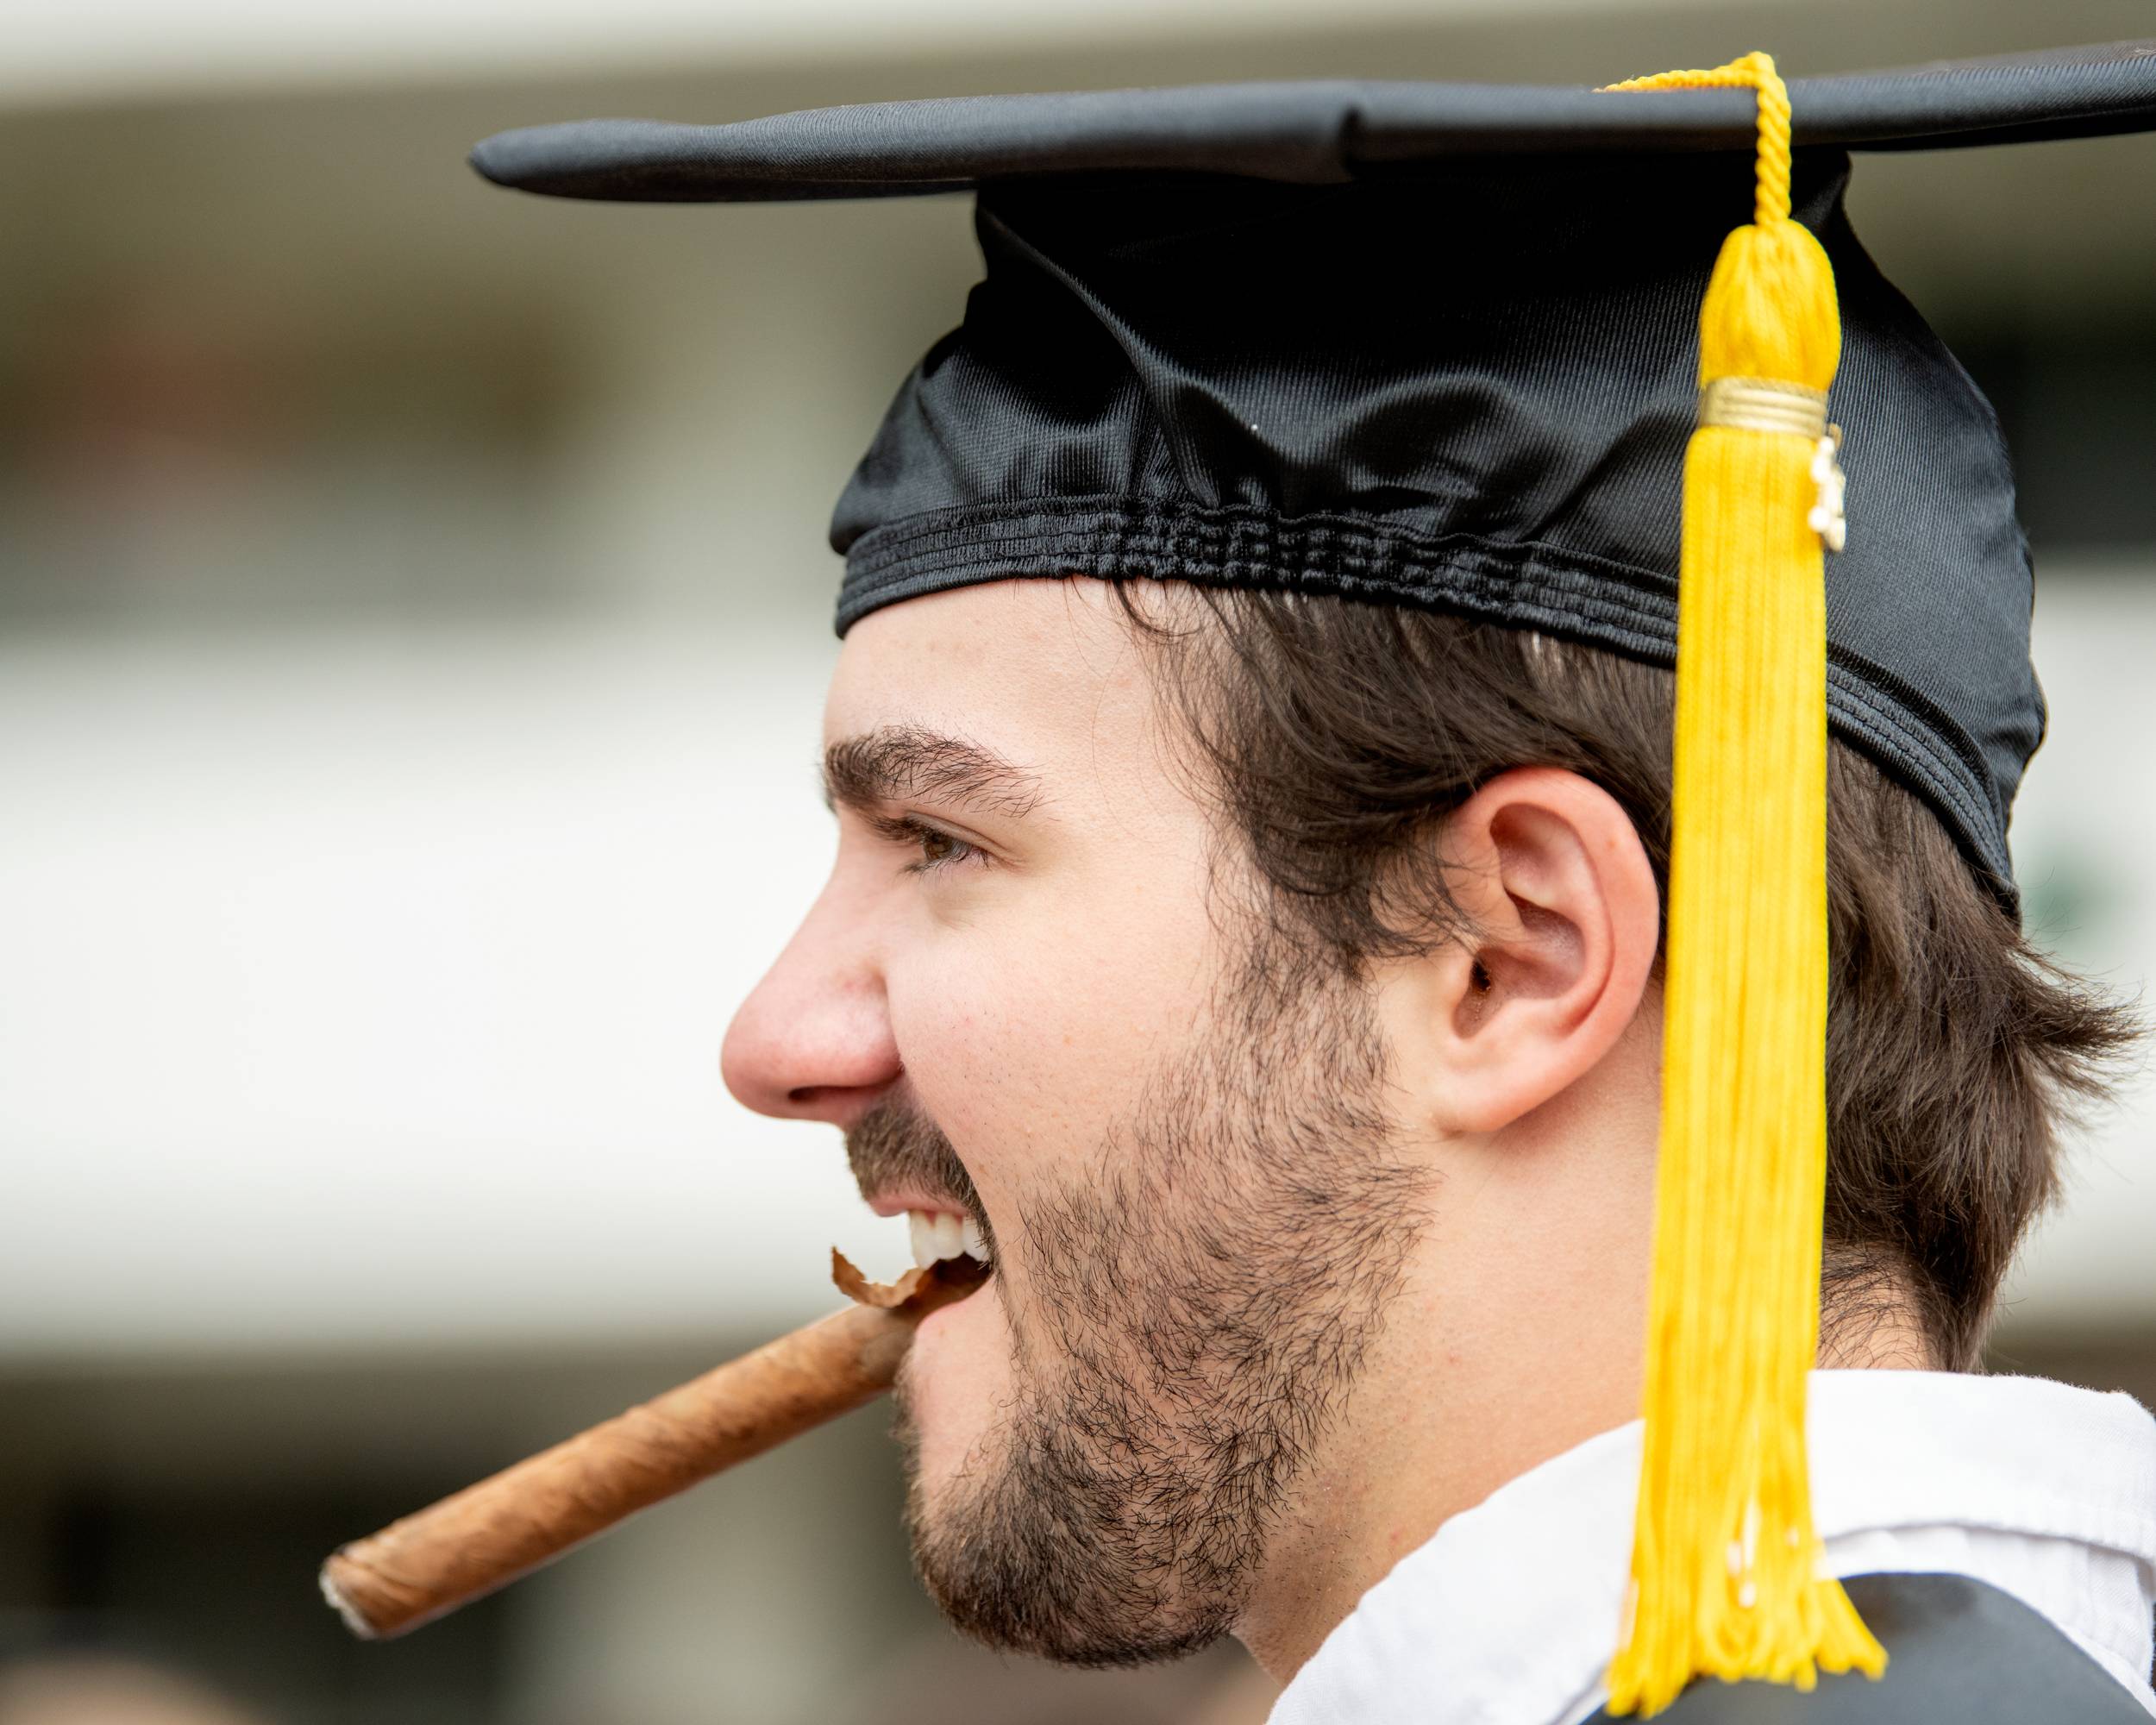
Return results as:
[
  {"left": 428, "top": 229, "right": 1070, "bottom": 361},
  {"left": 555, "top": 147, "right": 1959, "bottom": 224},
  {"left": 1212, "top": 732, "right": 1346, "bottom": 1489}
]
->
[{"left": 471, "top": 41, "right": 2156, "bottom": 201}]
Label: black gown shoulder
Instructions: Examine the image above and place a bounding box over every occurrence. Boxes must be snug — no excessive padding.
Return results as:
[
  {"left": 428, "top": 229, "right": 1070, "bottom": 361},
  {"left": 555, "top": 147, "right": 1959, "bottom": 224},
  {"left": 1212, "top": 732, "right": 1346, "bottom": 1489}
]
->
[{"left": 1583, "top": 1573, "right": 2149, "bottom": 1723}]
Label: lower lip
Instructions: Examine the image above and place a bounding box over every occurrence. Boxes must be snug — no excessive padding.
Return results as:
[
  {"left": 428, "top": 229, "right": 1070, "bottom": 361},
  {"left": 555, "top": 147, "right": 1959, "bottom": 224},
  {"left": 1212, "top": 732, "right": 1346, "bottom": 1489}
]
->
[{"left": 915, "top": 1268, "right": 995, "bottom": 1347}]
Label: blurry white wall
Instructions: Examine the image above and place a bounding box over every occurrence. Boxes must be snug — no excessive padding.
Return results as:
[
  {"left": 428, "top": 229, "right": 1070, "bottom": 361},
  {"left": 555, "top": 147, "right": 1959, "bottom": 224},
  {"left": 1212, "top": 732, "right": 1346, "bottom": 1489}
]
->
[{"left": 6, "top": 574, "right": 2151, "bottom": 1358}]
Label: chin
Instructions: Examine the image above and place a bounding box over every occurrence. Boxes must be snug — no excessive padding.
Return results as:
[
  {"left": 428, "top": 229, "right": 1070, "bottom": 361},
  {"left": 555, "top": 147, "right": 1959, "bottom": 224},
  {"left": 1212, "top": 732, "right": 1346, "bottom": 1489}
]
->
[
  {"left": 902, "top": 1433, "right": 1234, "bottom": 1670},
  {"left": 895, "top": 1306, "right": 1241, "bottom": 1669}
]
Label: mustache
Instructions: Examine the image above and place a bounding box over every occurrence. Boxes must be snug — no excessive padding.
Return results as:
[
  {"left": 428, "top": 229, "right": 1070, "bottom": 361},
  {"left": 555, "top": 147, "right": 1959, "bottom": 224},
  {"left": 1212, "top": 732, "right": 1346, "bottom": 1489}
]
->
[{"left": 846, "top": 1100, "right": 992, "bottom": 1247}]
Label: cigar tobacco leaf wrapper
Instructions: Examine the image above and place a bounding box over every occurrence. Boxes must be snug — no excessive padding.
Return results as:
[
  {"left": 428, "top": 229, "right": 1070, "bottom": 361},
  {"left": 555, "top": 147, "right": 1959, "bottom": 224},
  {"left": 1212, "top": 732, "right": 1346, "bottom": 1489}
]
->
[{"left": 319, "top": 1250, "right": 987, "bottom": 1640}]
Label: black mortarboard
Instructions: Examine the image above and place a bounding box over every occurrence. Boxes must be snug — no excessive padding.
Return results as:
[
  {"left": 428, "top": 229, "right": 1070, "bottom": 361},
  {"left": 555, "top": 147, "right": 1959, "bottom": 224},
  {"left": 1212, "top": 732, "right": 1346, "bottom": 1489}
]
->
[
  {"left": 470, "top": 45, "right": 2156, "bottom": 1717},
  {"left": 472, "top": 41, "right": 2156, "bottom": 899}
]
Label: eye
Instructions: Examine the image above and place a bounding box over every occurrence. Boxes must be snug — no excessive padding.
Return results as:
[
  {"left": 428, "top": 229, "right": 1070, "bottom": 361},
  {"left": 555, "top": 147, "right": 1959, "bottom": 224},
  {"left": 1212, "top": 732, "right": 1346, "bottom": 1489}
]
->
[{"left": 872, "top": 813, "right": 987, "bottom": 877}]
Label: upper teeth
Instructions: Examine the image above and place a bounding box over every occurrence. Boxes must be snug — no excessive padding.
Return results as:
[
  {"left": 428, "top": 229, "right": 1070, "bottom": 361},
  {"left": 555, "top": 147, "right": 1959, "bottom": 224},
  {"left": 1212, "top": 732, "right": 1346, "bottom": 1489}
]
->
[{"left": 907, "top": 1210, "right": 988, "bottom": 1268}]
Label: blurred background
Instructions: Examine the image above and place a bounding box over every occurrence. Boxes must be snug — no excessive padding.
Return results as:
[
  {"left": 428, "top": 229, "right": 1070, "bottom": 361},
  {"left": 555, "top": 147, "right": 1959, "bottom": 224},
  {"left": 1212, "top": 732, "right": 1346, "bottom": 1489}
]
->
[{"left": 3, "top": 2, "right": 2153, "bottom": 1721}]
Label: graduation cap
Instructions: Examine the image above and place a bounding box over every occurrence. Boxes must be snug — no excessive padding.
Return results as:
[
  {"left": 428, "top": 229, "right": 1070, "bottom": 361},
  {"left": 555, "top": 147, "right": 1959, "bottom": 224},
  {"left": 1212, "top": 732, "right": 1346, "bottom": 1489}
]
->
[{"left": 472, "top": 43, "right": 2156, "bottom": 1716}]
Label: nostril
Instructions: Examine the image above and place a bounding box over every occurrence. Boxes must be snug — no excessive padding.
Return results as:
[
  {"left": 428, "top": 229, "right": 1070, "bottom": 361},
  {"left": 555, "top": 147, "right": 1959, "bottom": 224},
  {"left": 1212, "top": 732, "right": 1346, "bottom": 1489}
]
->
[{"left": 784, "top": 1080, "right": 899, "bottom": 1119}]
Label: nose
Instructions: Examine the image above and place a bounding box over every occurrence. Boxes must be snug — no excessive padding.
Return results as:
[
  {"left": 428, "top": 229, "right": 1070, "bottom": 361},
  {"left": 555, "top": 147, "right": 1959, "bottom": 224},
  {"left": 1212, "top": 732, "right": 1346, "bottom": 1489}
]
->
[{"left": 721, "top": 872, "right": 901, "bottom": 1129}]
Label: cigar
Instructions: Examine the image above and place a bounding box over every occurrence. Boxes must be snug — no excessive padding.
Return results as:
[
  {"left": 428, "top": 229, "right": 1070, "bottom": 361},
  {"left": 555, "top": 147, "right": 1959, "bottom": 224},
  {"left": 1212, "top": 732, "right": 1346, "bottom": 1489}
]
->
[{"left": 319, "top": 1249, "right": 986, "bottom": 1640}]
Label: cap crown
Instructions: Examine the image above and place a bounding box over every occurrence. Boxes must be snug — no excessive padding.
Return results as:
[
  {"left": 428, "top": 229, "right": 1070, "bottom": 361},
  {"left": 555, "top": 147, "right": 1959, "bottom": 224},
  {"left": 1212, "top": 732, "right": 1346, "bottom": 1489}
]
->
[{"left": 831, "top": 151, "right": 2038, "bottom": 890}]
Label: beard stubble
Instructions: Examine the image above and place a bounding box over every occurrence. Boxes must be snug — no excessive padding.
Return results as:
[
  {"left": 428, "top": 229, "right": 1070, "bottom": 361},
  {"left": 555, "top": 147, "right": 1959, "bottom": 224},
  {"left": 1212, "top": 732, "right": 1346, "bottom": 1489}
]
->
[{"left": 849, "top": 937, "right": 1431, "bottom": 1668}]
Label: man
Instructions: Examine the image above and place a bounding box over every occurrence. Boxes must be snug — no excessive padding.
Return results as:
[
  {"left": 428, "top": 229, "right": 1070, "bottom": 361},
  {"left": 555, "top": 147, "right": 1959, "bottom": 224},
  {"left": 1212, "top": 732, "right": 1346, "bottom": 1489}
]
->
[{"left": 476, "top": 44, "right": 2156, "bottom": 1721}]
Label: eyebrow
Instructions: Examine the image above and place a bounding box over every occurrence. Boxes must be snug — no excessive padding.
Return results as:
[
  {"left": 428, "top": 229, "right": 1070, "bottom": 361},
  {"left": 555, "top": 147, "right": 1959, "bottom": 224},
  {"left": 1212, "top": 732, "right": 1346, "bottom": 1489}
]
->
[{"left": 821, "top": 724, "right": 1045, "bottom": 821}]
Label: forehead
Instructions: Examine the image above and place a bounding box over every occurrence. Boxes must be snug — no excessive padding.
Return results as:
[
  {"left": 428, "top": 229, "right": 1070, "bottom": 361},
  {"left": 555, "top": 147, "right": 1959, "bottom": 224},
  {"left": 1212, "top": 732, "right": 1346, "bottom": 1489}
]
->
[{"left": 823, "top": 579, "right": 1157, "bottom": 770}]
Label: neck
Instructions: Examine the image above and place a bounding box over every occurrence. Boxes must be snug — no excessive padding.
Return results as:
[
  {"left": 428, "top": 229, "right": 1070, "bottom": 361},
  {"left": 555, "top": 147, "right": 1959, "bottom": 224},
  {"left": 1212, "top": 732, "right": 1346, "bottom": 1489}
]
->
[
  {"left": 1232, "top": 1105, "right": 1935, "bottom": 1682},
  {"left": 1233, "top": 1182, "right": 1647, "bottom": 1682}
]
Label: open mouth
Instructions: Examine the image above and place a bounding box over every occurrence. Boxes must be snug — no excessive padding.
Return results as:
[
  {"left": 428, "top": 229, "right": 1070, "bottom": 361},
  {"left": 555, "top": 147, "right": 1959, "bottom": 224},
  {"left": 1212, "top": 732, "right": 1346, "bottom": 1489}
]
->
[{"left": 905, "top": 1208, "right": 992, "bottom": 1272}]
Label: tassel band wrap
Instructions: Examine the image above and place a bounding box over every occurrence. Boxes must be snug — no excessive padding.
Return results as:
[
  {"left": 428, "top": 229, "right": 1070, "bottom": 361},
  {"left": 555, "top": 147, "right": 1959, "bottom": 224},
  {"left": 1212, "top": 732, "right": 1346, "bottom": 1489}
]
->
[
  {"left": 1695, "top": 380, "right": 1847, "bottom": 552},
  {"left": 1697, "top": 377, "right": 1829, "bottom": 437}
]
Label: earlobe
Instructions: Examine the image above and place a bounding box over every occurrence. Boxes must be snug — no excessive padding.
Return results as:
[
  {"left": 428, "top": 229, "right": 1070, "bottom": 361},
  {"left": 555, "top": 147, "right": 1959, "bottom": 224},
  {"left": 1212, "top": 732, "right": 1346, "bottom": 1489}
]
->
[{"left": 1406, "top": 768, "right": 1660, "bottom": 1137}]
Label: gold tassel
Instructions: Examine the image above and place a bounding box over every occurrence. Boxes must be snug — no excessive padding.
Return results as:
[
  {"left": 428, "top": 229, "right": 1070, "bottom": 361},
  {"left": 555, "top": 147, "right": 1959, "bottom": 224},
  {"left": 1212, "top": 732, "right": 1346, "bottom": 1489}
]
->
[{"left": 1597, "top": 53, "right": 1886, "bottom": 1716}]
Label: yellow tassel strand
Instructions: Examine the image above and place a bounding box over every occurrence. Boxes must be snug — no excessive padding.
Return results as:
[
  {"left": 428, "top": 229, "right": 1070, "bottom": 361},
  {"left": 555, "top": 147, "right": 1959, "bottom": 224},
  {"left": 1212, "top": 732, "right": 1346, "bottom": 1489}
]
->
[{"left": 1598, "top": 53, "right": 1886, "bottom": 1716}]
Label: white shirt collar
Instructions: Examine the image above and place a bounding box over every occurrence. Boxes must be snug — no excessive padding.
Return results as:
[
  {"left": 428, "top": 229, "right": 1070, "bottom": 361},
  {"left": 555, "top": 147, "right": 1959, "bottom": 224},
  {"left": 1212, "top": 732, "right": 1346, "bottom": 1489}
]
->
[{"left": 1269, "top": 1372, "right": 2156, "bottom": 1725}]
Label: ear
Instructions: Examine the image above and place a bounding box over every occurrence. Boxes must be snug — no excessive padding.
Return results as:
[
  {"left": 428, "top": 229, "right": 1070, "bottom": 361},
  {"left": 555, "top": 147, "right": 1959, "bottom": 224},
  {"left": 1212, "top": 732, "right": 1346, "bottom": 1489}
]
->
[{"left": 1385, "top": 767, "right": 1660, "bottom": 1137}]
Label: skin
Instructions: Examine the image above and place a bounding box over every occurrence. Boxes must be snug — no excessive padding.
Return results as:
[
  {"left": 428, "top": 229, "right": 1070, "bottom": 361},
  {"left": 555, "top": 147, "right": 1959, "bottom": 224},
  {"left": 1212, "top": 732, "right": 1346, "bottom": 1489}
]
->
[{"left": 721, "top": 576, "right": 1923, "bottom": 1684}]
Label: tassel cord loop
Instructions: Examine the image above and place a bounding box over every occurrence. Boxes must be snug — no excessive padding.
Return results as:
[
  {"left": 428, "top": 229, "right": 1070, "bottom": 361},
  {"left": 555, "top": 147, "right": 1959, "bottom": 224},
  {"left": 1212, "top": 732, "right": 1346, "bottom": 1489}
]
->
[{"left": 1601, "top": 51, "right": 1793, "bottom": 228}]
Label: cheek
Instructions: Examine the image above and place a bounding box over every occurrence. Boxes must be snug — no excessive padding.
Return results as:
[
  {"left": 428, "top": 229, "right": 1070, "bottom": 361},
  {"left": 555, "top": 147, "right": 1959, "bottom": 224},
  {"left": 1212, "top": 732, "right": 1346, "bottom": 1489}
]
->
[{"left": 888, "top": 864, "right": 1217, "bottom": 1196}]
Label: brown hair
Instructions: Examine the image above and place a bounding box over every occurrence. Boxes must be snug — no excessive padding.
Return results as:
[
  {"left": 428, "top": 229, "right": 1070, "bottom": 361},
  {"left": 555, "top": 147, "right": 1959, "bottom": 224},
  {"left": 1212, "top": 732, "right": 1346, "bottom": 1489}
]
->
[{"left": 1112, "top": 583, "right": 2135, "bottom": 1371}]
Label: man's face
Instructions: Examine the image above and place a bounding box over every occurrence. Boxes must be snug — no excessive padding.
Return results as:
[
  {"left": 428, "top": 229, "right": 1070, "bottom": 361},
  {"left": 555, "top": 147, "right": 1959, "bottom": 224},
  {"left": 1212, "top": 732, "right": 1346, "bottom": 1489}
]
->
[{"left": 721, "top": 579, "right": 1429, "bottom": 1663}]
